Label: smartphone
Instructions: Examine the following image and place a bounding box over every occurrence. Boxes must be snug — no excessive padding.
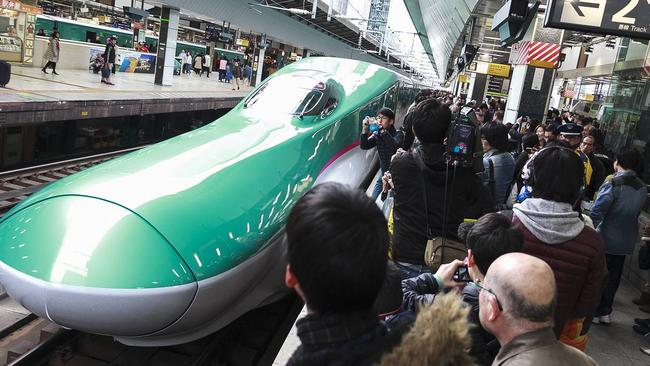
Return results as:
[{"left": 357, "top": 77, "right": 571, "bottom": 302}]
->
[{"left": 453, "top": 265, "right": 472, "bottom": 282}]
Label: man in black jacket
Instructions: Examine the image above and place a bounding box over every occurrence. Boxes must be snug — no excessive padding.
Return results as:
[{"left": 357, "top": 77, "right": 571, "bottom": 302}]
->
[
  {"left": 284, "top": 183, "right": 411, "bottom": 366},
  {"left": 402, "top": 213, "right": 523, "bottom": 365},
  {"left": 360, "top": 107, "right": 403, "bottom": 200},
  {"left": 389, "top": 98, "right": 489, "bottom": 278},
  {"left": 102, "top": 36, "right": 117, "bottom": 85}
]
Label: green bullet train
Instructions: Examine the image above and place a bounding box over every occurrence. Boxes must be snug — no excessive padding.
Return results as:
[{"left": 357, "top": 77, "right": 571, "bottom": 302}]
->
[{"left": 0, "top": 57, "right": 420, "bottom": 346}]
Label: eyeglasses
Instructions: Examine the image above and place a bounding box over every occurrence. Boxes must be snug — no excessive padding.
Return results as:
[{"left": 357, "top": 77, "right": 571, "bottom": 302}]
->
[{"left": 474, "top": 281, "right": 503, "bottom": 311}]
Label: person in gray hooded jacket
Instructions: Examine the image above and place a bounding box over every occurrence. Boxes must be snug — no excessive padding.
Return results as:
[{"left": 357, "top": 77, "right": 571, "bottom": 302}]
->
[
  {"left": 512, "top": 146, "right": 606, "bottom": 348},
  {"left": 591, "top": 149, "right": 647, "bottom": 324}
]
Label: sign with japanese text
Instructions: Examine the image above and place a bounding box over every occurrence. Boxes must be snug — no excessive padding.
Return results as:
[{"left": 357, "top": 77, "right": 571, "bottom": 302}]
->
[
  {"left": 487, "top": 63, "right": 511, "bottom": 77},
  {"left": 545, "top": 0, "right": 650, "bottom": 40}
]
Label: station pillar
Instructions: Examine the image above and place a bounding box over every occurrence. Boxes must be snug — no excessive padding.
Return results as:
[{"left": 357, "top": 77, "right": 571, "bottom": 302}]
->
[
  {"left": 154, "top": 6, "right": 180, "bottom": 86},
  {"left": 504, "top": 16, "right": 563, "bottom": 123}
]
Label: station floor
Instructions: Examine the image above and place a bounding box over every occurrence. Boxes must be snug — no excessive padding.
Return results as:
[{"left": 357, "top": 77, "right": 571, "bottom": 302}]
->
[
  {"left": 273, "top": 277, "right": 650, "bottom": 365},
  {"left": 0, "top": 65, "right": 252, "bottom": 103}
]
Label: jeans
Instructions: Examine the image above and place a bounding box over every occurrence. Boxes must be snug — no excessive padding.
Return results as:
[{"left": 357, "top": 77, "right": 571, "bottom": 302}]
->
[
  {"left": 596, "top": 254, "right": 626, "bottom": 316},
  {"left": 394, "top": 260, "right": 432, "bottom": 280},
  {"left": 371, "top": 168, "right": 385, "bottom": 201}
]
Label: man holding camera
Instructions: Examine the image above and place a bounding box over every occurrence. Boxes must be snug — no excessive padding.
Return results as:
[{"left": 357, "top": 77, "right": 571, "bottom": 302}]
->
[
  {"left": 388, "top": 99, "right": 488, "bottom": 279},
  {"left": 360, "top": 108, "right": 403, "bottom": 200}
]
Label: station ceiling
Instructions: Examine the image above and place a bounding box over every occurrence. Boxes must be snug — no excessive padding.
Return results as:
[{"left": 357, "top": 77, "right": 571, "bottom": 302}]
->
[
  {"left": 148, "top": 0, "right": 405, "bottom": 74},
  {"left": 404, "top": 0, "right": 510, "bottom": 80}
]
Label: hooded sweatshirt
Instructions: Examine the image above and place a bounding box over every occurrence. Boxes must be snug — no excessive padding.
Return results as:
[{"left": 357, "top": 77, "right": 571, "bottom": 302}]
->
[
  {"left": 512, "top": 198, "right": 606, "bottom": 336},
  {"left": 513, "top": 198, "right": 584, "bottom": 244}
]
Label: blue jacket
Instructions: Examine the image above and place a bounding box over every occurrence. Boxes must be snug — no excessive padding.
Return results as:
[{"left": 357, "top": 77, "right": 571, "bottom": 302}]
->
[
  {"left": 360, "top": 125, "right": 403, "bottom": 172},
  {"left": 482, "top": 150, "right": 515, "bottom": 208},
  {"left": 590, "top": 170, "right": 647, "bottom": 255}
]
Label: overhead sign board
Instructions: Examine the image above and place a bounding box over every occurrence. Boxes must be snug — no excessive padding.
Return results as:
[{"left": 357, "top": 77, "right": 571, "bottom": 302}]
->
[
  {"left": 487, "top": 63, "right": 511, "bottom": 77},
  {"left": 545, "top": 0, "right": 650, "bottom": 40}
]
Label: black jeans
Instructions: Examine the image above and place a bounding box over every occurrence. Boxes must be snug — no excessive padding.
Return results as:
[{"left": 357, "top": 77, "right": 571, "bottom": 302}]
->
[
  {"left": 42, "top": 61, "right": 56, "bottom": 71},
  {"left": 596, "top": 254, "right": 626, "bottom": 316}
]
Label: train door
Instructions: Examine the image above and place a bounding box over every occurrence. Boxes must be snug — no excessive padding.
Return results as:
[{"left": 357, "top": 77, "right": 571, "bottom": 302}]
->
[{"left": 3, "top": 127, "right": 23, "bottom": 168}]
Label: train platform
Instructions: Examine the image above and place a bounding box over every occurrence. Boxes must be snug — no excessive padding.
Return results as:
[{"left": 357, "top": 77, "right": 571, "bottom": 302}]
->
[{"left": 0, "top": 66, "right": 252, "bottom": 125}]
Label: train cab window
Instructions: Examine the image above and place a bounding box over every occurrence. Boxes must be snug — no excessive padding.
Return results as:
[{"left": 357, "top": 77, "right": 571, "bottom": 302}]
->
[{"left": 244, "top": 74, "right": 338, "bottom": 118}]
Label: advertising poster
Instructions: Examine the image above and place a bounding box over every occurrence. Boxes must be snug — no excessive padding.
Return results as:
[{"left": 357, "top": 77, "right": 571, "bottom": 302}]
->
[{"left": 89, "top": 48, "right": 156, "bottom": 73}]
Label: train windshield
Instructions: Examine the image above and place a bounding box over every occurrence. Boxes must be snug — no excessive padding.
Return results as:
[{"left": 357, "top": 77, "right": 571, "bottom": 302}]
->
[{"left": 244, "top": 73, "right": 334, "bottom": 117}]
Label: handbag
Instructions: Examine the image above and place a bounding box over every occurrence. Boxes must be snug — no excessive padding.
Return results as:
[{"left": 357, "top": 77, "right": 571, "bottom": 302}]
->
[
  {"left": 101, "top": 64, "right": 111, "bottom": 79},
  {"left": 413, "top": 151, "right": 467, "bottom": 271}
]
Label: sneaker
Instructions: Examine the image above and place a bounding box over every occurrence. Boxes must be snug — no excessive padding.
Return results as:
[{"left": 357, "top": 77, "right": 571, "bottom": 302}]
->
[
  {"left": 52, "top": 71, "right": 59, "bottom": 75},
  {"left": 634, "top": 324, "right": 650, "bottom": 336},
  {"left": 635, "top": 318, "right": 650, "bottom": 328},
  {"left": 41, "top": 69, "right": 48, "bottom": 74},
  {"left": 599, "top": 314, "right": 612, "bottom": 324},
  {"left": 641, "top": 345, "right": 650, "bottom": 356}
]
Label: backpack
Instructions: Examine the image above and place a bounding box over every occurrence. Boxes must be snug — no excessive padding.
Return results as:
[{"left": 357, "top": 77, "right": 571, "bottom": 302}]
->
[{"left": 446, "top": 106, "right": 483, "bottom": 174}]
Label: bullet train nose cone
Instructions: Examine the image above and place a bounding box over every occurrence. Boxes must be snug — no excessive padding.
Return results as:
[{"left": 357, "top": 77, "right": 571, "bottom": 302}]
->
[{"left": 0, "top": 196, "right": 198, "bottom": 336}]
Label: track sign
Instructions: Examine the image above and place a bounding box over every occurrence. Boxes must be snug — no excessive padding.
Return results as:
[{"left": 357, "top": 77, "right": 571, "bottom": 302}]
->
[{"left": 545, "top": 0, "right": 650, "bottom": 40}]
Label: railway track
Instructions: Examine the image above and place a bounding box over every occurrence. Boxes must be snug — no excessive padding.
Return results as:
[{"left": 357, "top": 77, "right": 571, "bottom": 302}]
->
[
  {"left": 0, "top": 147, "right": 144, "bottom": 217},
  {"left": 7, "top": 294, "right": 302, "bottom": 366}
]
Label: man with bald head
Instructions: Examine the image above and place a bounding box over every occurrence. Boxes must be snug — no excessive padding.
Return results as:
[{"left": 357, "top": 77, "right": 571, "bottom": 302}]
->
[{"left": 479, "top": 253, "right": 597, "bottom": 365}]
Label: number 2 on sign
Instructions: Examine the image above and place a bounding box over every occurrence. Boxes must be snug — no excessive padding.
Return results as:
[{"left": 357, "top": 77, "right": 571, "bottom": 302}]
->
[{"left": 612, "top": 0, "right": 647, "bottom": 25}]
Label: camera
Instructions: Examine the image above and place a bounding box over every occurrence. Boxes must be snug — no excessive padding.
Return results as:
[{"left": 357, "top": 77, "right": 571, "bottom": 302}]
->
[{"left": 453, "top": 265, "right": 472, "bottom": 282}]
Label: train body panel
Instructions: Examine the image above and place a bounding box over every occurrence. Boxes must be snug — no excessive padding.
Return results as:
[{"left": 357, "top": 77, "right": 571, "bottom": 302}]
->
[{"left": 0, "top": 57, "right": 419, "bottom": 345}]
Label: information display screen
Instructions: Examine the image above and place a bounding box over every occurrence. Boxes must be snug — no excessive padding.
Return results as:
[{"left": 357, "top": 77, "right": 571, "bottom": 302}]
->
[{"left": 544, "top": 0, "right": 650, "bottom": 40}]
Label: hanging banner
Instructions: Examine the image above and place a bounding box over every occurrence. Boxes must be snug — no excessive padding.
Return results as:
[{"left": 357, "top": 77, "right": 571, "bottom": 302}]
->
[{"left": 508, "top": 41, "right": 561, "bottom": 68}]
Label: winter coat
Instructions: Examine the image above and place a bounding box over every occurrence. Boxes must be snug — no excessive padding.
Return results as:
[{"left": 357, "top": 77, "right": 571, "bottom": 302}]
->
[
  {"left": 379, "top": 293, "right": 473, "bottom": 366},
  {"left": 493, "top": 327, "right": 597, "bottom": 366},
  {"left": 44, "top": 37, "right": 60, "bottom": 62},
  {"left": 390, "top": 143, "right": 490, "bottom": 265},
  {"left": 286, "top": 311, "right": 412, "bottom": 366},
  {"left": 482, "top": 149, "right": 515, "bottom": 208},
  {"left": 103, "top": 44, "right": 116, "bottom": 64},
  {"left": 401, "top": 274, "right": 498, "bottom": 365},
  {"left": 590, "top": 170, "right": 647, "bottom": 255},
  {"left": 359, "top": 125, "right": 403, "bottom": 173},
  {"left": 194, "top": 56, "right": 202, "bottom": 69},
  {"left": 513, "top": 198, "right": 606, "bottom": 335}
]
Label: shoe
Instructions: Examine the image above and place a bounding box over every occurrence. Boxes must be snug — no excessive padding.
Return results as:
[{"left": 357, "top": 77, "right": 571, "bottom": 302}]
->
[
  {"left": 640, "top": 305, "right": 650, "bottom": 314},
  {"left": 599, "top": 314, "right": 612, "bottom": 324},
  {"left": 636, "top": 318, "right": 650, "bottom": 328},
  {"left": 105, "top": 81, "right": 115, "bottom": 86},
  {"left": 641, "top": 346, "right": 650, "bottom": 356},
  {"left": 237, "top": 86, "right": 240, "bottom": 90},
  {"left": 634, "top": 324, "right": 650, "bottom": 336},
  {"left": 52, "top": 71, "right": 59, "bottom": 75},
  {"left": 41, "top": 69, "right": 48, "bottom": 74},
  {"left": 634, "top": 292, "right": 650, "bottom": 306},
  {"left": 101, "top": 80, "right": 106, "bottom": 84},
  {"left": 232, "top": 88, "right": 235, "bottom": 90}
]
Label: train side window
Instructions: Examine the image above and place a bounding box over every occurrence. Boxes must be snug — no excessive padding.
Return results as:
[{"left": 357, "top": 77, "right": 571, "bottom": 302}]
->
[{"left": 384, "top": 84, "right": 398, "bottom": 110}]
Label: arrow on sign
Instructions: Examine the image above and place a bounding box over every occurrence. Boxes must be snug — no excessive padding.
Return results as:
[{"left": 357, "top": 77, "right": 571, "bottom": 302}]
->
[{"left": 569, "top": 0, "right": 601, "bottom": 17}]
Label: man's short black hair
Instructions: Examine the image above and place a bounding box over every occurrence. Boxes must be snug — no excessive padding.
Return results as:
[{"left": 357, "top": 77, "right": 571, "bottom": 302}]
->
[
  {"left": 480, "top": 103, "right": 489, "bottom": 111},
  {"left": 616, "top": 149, "right": 643, "bottom": 171},
  {"left": 286, "top": 182, "right": 389, "bottom": 313},
  {"left": 466, "top": 213, "right": 523, "bottom": 275},
  {"left": 480, "top": 122, "right": 510, "bottom": 151},
  {"left": 415, "top": 89, "right": 433, "bottom": 104},
  {"left": 531, "top": 147, "right": 584, "bottom": 204},
  {"left": 412, "top": 98, "right": 452, "bottom": 144},
  {"left": 588, "top": 127, "right": 605, "bottom": 147},
  {"left": 377, "top": 107, "right": 395, "bottom": 121},
  {"left": 521, "top": 133, "right": 539, "bottom": 150}
]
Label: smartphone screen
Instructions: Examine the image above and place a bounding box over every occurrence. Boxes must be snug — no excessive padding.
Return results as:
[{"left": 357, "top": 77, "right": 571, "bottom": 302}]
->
[{"left": 453, "top": 265, "right": 472, "bottom": 282}]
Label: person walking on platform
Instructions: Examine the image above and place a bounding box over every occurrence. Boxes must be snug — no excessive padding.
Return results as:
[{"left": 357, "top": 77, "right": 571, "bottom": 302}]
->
[
  {"left": 202, "top": 53, "right": 211, "bottom": 78},
  {"left": 179, "top": 50, "right": 188, "bottom": 75},
  {"left": 193, "top": 54, "right": 202, "bottom": 75},
  {"left": 232, "top": 60, "right": 241, "bottom": 90},
  {"left": 42, "top": 31, "right": 60, "bottom": 75},
  {"left": 101, "top": 36, "right": 117, "bottom": 85},
  {"left": 184, "top": 51, "right": 192, "bottom": 75}
]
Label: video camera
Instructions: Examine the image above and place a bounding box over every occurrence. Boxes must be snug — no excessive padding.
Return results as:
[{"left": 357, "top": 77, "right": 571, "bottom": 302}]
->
[{"left": 446, "top": 105, "right": 484, "bottom": 174}]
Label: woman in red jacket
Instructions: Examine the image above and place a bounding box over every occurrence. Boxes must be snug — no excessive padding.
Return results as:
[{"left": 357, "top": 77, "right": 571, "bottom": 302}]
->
[{"left": 512, "top": 146, "right": 606, "bottom": 351}]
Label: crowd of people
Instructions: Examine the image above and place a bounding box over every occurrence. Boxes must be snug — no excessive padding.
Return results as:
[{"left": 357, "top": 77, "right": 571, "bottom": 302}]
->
[
  {"left": 281, "top": 89, "right": 649, "bottom": 365},
  {"left": 177, "top": 49, "right": 252, "bottom": 88}
]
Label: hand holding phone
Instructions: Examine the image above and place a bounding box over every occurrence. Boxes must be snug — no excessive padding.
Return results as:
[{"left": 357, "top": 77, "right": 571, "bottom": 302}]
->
[{"left": 453, "top": 265, "right": 472, "bottom": 283}]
